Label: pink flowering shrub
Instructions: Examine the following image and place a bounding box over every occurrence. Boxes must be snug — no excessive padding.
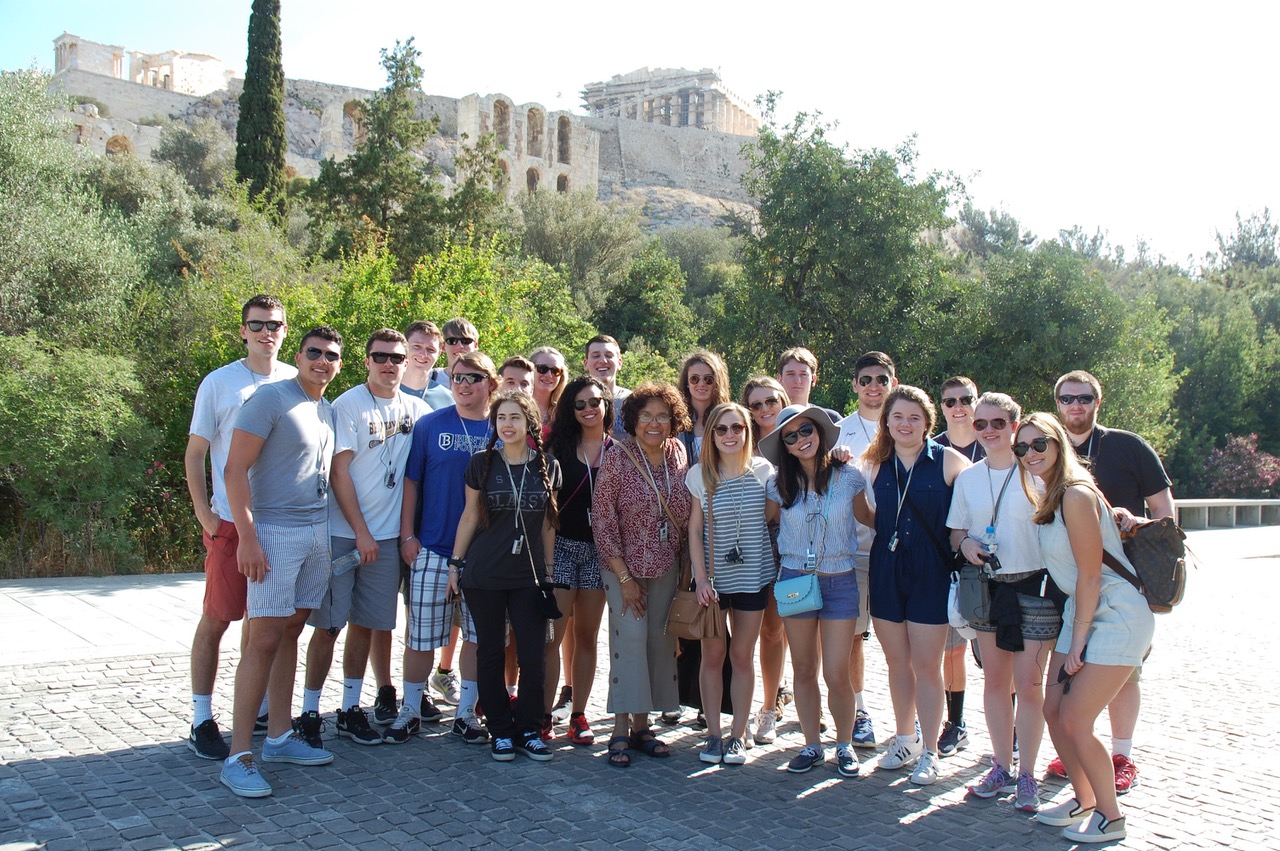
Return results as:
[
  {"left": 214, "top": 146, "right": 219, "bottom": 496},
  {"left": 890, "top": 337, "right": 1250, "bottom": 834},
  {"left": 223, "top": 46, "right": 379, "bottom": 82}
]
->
[{"left": 1204, "top": 434, "right": 1280, "bottom": 498}]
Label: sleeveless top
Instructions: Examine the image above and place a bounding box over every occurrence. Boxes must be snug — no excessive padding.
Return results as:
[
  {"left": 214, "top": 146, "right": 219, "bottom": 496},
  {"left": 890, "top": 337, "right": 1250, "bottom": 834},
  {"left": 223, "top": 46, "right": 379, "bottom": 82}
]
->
[{"left": 870, "top": 439, "right": 953, "bottom": 576}]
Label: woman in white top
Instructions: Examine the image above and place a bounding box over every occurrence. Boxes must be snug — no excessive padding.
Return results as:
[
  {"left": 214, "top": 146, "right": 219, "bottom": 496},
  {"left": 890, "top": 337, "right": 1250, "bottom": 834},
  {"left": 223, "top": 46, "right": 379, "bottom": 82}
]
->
[{"left": 687, "top": 403, "right": 776, "bottom": 766}]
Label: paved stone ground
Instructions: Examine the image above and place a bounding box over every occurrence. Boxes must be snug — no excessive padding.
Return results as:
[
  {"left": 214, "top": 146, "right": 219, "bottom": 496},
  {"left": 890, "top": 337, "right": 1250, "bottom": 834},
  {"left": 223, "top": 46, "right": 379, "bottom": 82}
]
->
[{"left": 2, "top": 526, "right": 1277, "bottom": 850}]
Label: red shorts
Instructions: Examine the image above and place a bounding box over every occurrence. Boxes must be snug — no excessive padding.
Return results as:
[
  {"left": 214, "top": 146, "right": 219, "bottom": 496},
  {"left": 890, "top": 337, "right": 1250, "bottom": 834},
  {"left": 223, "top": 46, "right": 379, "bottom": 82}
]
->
[{"left": 202, "top": 519, "right": 247, "bottom": 622}]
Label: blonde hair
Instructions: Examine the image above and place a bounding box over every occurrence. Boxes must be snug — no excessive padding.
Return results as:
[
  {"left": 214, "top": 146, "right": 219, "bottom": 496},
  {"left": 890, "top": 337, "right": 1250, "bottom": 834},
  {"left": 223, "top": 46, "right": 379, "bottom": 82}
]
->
[
  {"left": 862, "top": 385, "right": 938, "bottom": 465},
  {"left": 1015, "top": 412, "right": 1100, "bottom": 525},
  {"left": 698, "top": 403, "right": 754, "bottom": 499}
]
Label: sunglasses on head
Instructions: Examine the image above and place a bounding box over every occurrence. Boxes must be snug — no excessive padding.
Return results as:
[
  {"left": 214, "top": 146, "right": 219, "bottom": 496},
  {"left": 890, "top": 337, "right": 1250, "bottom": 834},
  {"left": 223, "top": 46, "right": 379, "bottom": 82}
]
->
[
  {"left": 942, "top": 395, "right": 974, "bottom": 408},
  {"left": 452, "top": 372, "right": 487, "bottom": 385},
  {"left": 688, "top": 373, "right": 716, "bottom": 386},
  {"left": 858, "top": 374, "right": 891, "bottom": 387},
  {"left": 973, "top": 418, "right": 1008, "bottom": 431},
  {"left": 245, "top": 320, "right": 284, "bottom": 332},
  {"left": 781, "top": 422, "right": 816, "bottom": 446},
  {"left": 445, "top": 336, "right": 475, "bottom": 347},
  {"left": 369, "top": 352, "right": 406, "bottom": 365},
  {"left": 749, "top": 396, "right": 783, "bottom": 412},
  {"left": 573, "top": 397, "right": 604, "bottom": 411},
  {"left": 304, "top": 346, "right": 340, "bottom": 362},
  {"left": 1057, "top": 393, "right": 1096, "bottom": 406},
  {"left": 535, "top": 363, "right": 562, "bottom": 376},
  {"left": 1013, "top": 437, "right": 1052, "bottom": 457},
  {"left": 713, "top": 422, "right": 747, "bottom": 436}
]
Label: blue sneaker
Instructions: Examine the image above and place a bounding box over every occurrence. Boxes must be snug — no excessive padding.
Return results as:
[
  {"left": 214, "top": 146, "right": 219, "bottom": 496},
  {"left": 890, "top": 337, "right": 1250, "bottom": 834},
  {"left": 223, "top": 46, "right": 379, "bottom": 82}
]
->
[
  {"left": 220, "top": 753, "right": 271, "bottom": 798},
  {"left": 852, "top": 710, "right": 876, "bottom": 748},
  {"left": 261, "top": 732, "right": 334, "bottom": 766},
  {"left": 786, "top": 745, "right": 826, "bottom": 774}
]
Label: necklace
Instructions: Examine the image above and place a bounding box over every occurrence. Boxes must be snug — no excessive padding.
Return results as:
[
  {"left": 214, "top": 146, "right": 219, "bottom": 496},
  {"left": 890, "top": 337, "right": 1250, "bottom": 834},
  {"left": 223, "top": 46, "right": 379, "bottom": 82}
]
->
[
  {"left": 456, "top": 408, "right": 489, "bottom": 455},
  {"left": 240, "top": 358, "right": 275, "bottom": 387},
  {"left": 294, "top": 377, "right": 330, "bottom": 498}
]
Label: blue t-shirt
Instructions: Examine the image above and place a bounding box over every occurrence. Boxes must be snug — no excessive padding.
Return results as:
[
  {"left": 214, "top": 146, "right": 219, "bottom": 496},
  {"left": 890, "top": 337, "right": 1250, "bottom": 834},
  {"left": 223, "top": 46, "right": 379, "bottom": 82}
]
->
[{"left": 404, "top": 407, "right": 492, "bottom": 556}]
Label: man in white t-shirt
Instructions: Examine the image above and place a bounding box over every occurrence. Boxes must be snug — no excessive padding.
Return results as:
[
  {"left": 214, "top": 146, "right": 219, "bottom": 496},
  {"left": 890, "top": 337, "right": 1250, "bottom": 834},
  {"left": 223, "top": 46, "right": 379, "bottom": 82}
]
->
[
  {"left": 401, "top": 320, "right": 454, "bottom": 409},
  {"left": 184, "top": 295, "right": 297, "bottom": 761},
  {"left": 585, "top": 334, "right": 629, "bottom": 435},
  {"left": 836, "top": 350, "right": 899, "bottom": 748},
  {"left": 297, "top": 330, "right": 433, "bottom": 749}
]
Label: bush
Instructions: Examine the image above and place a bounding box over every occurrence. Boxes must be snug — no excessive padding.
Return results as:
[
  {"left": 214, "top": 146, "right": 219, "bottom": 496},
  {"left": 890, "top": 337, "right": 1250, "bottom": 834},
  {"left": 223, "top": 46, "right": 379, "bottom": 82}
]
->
[{"left": 1204, "top": 434, "right": 1280, "bottom": 498}]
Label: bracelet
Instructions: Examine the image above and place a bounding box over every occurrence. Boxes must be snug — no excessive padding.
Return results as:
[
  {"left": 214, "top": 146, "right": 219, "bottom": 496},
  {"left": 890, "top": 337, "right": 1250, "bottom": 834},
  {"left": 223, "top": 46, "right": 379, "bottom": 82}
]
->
[
  {"left": 447, "top": 557, "right": 465, "bottom": 571},
  {"left": 617, "top": 572, "right": 632, "bottom": 585},
  {"left": 401, "top": 535, "right": 416, "bottom": 544},
  {"left": 1073, "top": 618, "right": 1092, "bottom": 626}
]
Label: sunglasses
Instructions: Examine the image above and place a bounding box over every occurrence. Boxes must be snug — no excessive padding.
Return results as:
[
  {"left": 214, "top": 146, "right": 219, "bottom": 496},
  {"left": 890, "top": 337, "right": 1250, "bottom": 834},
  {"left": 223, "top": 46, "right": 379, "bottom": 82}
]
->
[
  {"left": 858, "top": 374, "right": 891, "bottom": 387},
  {"left": 1057, "top": 393, "right": 1097, "bottom": 406},
  {"left": 573, "top": 397, "right": 604, "bottom": 411},
  {"left": 688, "top": 373, "right": 716, "bottom": 386},
  {"left": 452, "top": 372, "right": 488, "bottom": 385},
  {"left": 245, "top": 320, "right": 284, "bottom": 332},
  {"left": 713, "top": 422, "right": 747, "bottom": 436},
  {"left": 535, "top": 363, "right": 562, "bottom": 376},
  {"left": 638, "top": 413, "right": 672, "bottom": 424},
  {"left": 781, "top": 422, "right": 816, "bottom": 446},
  {"left": 304, "top": 347, "right": 340, "bottom": 362},
  {"left": 942, "top": 395, "right": 974, "bottom": 408},
  {"left": 369, "top": 352, "right": 407, "bottom": 365},
  {"left": 749, "top": 396, "right": 783, "bottom": 412},
  {"left": 1013, "top": 437, "right": 1052, "bottom": 457},
  {"left": 973, "top": 418, "right": 1008, "bottom": 431},
  {"left": 445, "top": 336, "right": 475, "bottom": 347}
]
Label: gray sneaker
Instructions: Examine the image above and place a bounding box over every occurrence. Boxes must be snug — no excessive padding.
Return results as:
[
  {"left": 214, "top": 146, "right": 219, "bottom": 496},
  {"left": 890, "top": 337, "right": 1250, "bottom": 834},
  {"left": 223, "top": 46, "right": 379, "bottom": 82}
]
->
[
  {"left": 1014, "top": 772, "right": 1040, "bottom": 812},
  {"left": 852, "top": 710, "right": 876, "bottom": 748},
  {"left": 261, "top": 731, "right": 334, "bottom": 766},
  {"left": 968, "top": 759, "right": 1016, "bottom": 798},
  {"left": 700, "top": 735, "right": 724, "bottom": 764},
  {"left": 723, "top": 737, "right": 747, "bottom": 765},
  {"left": 220, "top": 753, "right": 271, "bottom": 798},
  {"left": 429, "top": 669, "right": 461, "bottom": 704}
]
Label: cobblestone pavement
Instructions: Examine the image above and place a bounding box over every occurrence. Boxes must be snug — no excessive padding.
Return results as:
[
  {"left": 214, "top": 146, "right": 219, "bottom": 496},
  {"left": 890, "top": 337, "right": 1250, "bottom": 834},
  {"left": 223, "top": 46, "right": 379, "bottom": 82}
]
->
[{"left": 2, "top": 527, "right": 1277, "bottom": 850}]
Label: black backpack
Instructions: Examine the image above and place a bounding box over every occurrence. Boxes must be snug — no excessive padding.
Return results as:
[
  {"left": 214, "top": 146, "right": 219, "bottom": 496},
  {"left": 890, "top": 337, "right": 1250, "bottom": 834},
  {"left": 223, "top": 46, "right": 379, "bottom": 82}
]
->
[{"left": 1101, "top": 516, "right": 1187, "bottom": 614}]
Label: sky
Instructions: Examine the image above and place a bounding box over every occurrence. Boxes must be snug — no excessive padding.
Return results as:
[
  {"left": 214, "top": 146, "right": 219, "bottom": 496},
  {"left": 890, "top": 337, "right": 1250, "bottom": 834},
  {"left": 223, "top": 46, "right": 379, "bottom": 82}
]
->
[{"left": 2, "top": 0, "right": 1275, "bottom": 265}]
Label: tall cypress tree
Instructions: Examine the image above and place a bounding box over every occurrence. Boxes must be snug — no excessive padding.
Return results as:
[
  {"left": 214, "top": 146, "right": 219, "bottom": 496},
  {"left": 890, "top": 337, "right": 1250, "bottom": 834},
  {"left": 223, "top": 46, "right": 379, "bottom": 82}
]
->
[{"left": 234, "top": 0, "right": 287, "bottom": 219}]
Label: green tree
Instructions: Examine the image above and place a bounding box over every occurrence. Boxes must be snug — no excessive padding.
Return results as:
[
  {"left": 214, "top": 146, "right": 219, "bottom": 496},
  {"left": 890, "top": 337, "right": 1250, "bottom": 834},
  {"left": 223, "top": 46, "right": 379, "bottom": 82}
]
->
[
  {"left": 155, "top": 118, "right": 235, "bottom": 197},
  {"left": 595, "top": 242, "right": 698, "bottom": 363},
  {"left": 234, "top": 0, "right": 288, "bottom": 219},
  {"left": 1212, "top": 209, "right": 1278, "bottom": 271},
  {"left": 955, "top": 203, "right": 1035, "bottom": 260}
]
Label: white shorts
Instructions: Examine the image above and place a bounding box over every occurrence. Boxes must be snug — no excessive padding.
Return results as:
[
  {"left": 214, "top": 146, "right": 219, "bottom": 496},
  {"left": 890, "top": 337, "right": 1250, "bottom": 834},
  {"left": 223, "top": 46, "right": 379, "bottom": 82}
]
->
[{"left": 248, "top": 522, "right": 331, "bottom": 619}]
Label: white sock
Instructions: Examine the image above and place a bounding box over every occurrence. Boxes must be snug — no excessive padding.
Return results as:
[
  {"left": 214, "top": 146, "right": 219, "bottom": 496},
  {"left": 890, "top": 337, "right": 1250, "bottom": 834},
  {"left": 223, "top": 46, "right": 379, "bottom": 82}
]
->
[
  {"left": 302, "top": 687, "right": 322, "bottom": 714},
  {"left": 506, "top": 684, "right": 517, "bottom": 698},
  {"left": 343, "top": 678, "right": 364, "bottom": 710},
  {"left": 458, "top": 680, "right": 479, "bottom": 718},
  {"left": 403, "top": 681, "right": 425, "bottom": 718},
  {"left": 192, "top": 693, "right": 213, "bottom": 727},
  {"left": 1112, "top": 737, "right": 1134, "bottom": 758},
  {"left": 258, "top": 695, "right": 270, "bottom": 717},
  {"left": 266, "top": 730, "right": 293, "bottom": 746},
  {"left": 854, "top": 691, "right": 866, "bottom": 712},
  {"left": 225, "top": 750, "right": 252, "bottom": 766}
]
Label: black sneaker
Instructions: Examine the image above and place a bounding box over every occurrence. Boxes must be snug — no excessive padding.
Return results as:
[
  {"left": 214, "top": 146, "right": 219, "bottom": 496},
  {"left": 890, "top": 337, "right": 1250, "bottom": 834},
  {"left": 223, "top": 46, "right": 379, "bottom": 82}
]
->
[
  {"left": 373, "top": 685, "right": 398, "bottom": 726},
  {"left": 451, "top": 714, "right": 490, "bottom": 744},
  {"left": 253, "top": 712, "right": 269, "bottom": 737},
  {"left": 938, "top": 721, "right": 969, "bottom": 757},
  {"left": 491, "top": 736, "right": 515, "bottom": 762},
  {"left": 292, "top": 711, "right": 325, "bottom": 749},
  {"left": 336, "top": 707, "right": 383, "bottom": 746},
  {"left": 382, "top": 704, "right": 422, "bottom": 744},
  {"left": 517, "top": 731, "right": 553, "bottom": 762},
  {"left": 419, "top": 693, "right": 445, "bottom": 723},
  {"left": 188, "top": 718, "right": 230, "bottom": 760}
]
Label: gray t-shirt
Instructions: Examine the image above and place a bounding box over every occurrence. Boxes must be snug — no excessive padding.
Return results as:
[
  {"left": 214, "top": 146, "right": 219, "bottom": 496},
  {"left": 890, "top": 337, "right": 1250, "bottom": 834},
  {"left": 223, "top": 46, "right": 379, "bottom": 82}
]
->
[{"left": 232, "top": 379, "right": 335, "bottom": 527}]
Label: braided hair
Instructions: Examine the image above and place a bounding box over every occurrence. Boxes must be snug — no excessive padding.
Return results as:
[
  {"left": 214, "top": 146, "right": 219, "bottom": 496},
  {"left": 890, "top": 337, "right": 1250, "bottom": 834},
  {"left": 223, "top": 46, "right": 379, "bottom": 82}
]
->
[{"left": 476, "top": 390, "right": 560, "bottom": 531}]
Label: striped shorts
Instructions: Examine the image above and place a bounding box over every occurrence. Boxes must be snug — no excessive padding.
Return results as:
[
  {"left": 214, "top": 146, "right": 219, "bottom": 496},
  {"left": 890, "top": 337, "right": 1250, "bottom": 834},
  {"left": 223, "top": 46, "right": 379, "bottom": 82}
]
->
[
  {"left": 248, "top": 522, "right": 331, "bottom": 619},
  {"left": 405, "top": 550, "right": 479, "bottom": 651}
]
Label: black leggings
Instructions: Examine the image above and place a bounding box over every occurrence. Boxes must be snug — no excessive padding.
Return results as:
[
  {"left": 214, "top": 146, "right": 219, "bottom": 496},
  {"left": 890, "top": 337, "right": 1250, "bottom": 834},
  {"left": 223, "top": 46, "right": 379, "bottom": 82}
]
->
[{"left": 462, "top": 585, "right": 548, "bottom": 739}]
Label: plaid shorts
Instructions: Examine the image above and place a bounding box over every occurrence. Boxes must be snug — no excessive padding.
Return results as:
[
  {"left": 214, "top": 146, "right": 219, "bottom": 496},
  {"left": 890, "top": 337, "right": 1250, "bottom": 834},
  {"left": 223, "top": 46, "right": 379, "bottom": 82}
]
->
[
  {"left": 248, "top": 522, "right": 331, "bottom": 619},
  {"left": 405, "top": 550, "right": 478, "bottom": 651}
]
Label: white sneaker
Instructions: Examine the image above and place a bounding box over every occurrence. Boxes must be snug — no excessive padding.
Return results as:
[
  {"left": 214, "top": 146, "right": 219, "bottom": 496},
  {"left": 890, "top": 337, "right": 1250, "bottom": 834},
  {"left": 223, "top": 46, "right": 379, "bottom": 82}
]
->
[
  {"left": 753, "top": 709, "right": 777, "bottom": 744},
  {"left": 1063, "top": 811, "right": 1127, "bottom": 843},
  {"left": 429, "top": 669, "right": 461, "bottom": 704},
  {"left": 910, "top": 750, "right": 940, "bottom": 785},
  {"left": 878, "top": 734, "right": 922, "bottom": 770}
]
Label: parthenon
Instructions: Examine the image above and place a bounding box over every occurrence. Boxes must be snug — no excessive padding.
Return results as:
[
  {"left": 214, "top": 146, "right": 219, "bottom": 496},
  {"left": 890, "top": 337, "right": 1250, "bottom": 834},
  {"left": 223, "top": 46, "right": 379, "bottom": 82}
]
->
[{"left": 581, "top": 67, "right": 759, "bottom": 137}]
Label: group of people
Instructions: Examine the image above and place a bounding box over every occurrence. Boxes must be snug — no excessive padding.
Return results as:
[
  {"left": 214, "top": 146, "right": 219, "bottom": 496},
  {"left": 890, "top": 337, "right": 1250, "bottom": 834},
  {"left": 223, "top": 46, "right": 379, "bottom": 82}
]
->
[{"left": 185, "top": 296, "right": 1172, "bottom": 844}]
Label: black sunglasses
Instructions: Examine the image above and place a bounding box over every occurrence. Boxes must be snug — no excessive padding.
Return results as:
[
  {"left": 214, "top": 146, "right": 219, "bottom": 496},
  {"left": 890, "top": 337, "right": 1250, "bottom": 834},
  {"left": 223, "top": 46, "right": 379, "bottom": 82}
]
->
[
  {"left": 452, "top": 372, "right": 488, "bottom": 385},
  {"left": 1013, "top": 437, "right": 1052, "bottom": 457},
  {"left": 245, "top": 320, "right": 284, "bottom": 332},
  {"left": 573, "top": 397, "right": 604, "bottom": 411},
  {"left": 972, "top": 418, "right": 1008, "bottom": 431},
  {"left": 369, "top": 352, "right": 406, "bottom": 365},
  {"left": 535, "top": 363, "right": 562, "bottom": 376},
  {"left": 781, "top": 422, "right": 816, "bottom": 446},
  {"left": 858, "top": 374, "right": 891, "bottom": 387},
  {"left": 713, "top": 422, "right": 747, "bottom": 436},
  {"left": 445, "top": 336, "right": 475, "bottom": 347},
  {"left": 749, "top": 396, "right": 782, "bottom": 412},
  {"left": 304, "top": 346, "right": 340, "bottom": 362},
  {"left": 1057, "top": 393, "right": 1097, "bottom": 406},
  {"left": 942, "top": 395, "right": 974, "bottom": 408}
]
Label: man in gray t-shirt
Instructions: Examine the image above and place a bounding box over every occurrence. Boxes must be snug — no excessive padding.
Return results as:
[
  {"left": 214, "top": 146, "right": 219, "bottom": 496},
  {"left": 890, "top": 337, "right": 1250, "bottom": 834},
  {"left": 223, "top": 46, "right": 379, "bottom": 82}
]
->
[{"left": 218, "top": 327, "right": 344, "bottom": 799}]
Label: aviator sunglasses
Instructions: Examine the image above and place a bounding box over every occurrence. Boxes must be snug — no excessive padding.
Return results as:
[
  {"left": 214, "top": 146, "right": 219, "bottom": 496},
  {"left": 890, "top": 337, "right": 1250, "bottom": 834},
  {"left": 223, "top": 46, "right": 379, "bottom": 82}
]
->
[
  {"left": 858, "top": 374, "right": 891, "bottom": 387},
  {"left": 1013, "top": 437, "right": 1052, "bottom": 457},
  {"left": 713, "top": 422, "right": 747, "bottom": 436},
  {"left": 749, "top": 396, "right": 783, "bottom": 412},
  {"left": 942, "top": 395, "right": 974, "bottom": 408},
  {"left": 688, "top": 373, "right": 716, "bottom": 385},
  {"left": 972, "top": 418, "right": 1008, "bottom": 431}
]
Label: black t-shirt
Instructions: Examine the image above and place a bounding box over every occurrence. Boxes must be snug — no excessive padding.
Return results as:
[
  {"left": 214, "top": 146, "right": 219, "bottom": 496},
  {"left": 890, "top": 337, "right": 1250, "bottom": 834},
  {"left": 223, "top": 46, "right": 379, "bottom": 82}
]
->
[
  {"left": 459, "top": 451, "right": 562, "bottom": 590},
  {"left": 934, "top": 432, "right": 987, "bottom": 462},
  {"left": 552, "top": 442, "right": 610, "bottom": 543},
  {"left": 1072, "top": 425, "right": 1171, "bottom": 517}
]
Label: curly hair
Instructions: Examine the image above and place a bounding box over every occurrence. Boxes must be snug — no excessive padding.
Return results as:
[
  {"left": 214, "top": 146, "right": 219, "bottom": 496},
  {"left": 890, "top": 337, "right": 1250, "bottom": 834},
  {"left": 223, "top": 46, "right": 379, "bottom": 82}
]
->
[
  {"left": 620, "top": 381, "right": 692, "bottom": 437},
  {"left": 475, "top": 391, "right": 559, "bottom": 531},
  {"left": 862, "top": 385, "right": 938, "bottom": 466},
  {"left": 547, "top": 376, "right": 613, "bottom": 463}
]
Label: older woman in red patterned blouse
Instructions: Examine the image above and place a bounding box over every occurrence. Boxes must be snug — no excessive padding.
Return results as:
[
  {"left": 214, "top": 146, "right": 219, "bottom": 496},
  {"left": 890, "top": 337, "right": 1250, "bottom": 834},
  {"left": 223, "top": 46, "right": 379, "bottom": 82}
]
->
[{"left": 592, "top": 381, "right": 693, "bottom": 767}]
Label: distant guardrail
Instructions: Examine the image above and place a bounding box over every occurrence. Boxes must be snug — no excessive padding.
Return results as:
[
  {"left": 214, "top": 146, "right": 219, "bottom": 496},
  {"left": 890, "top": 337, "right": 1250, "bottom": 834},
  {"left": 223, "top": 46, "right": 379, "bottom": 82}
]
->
[{"left": 1175, "top": 499, "right": 1280, "bottom": 529}]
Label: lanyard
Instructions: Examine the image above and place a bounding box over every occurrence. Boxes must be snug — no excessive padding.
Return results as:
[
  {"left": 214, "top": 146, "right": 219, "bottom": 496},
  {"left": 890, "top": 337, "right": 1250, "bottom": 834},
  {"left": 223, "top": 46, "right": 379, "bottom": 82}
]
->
[
  {"left": 636, "top": 445, "right": 672, "bottom": 517},
  {"left": 499, "top": 452, "right": 530, "bottom": 530},
  {"left": 986, "top": 463, "right": 1017, "bottom": 530},
  {"left": 891, "top": 451, "right": 921, "bottom": 532},
  {"left": 806, "top": 471, "right": 837, "bottom": 560},
  {"left": 457, "top": 409, "right": 490, "bottom": 455}
]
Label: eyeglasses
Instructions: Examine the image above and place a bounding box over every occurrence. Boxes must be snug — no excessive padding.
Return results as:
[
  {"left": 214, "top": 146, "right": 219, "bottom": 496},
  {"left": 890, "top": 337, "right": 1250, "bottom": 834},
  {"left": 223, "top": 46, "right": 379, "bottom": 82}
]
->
[
  {"left": 304, "top": 347, "right": 340, "bottom": 362},
  {"left": 858, "top": 374, "right": 891, "bottom": 387},
  {"left": 749, "top": 396, "right": 782, "bottom": 412},
  {"left": 1013, "top": 437, "right": 1052, "bottom": 457},
  {"left": 535, "top": 363, "right": 562, "bottom": 376},
  {"left": 1057, "top": 393, "right": 1097, "bottom": 406},
  {"left": 245, "top": 320, "right": 284, "bottom": 332},
  {"left": 688, "top": 373, "right": 716, "bottom": 386},
  {"left": 573, "top": 397, "right": 604, "bottom": 411},
  {"left": 973, "top": 418, "right": 1008, "bottom": 431},
  {"left": 452, "top": 372, "right": 488, "bottom": 385},
  {"left": 942, "top": 395, "right": 974, "bottom": 408},
  {"left": 445, "top": 336, "right": 475, "bottom": 347},
  {"left": 638, "top": 413, "right": 672, "bottom": 424},
  {"left": 369, "top": 352, "right": 407, "bottom": 365},
  {"left": 781, "top": 422, "right": 816, "bottom": 446},
  {"left": 713, "top": 422, "right": 747, "bottom": 436}
]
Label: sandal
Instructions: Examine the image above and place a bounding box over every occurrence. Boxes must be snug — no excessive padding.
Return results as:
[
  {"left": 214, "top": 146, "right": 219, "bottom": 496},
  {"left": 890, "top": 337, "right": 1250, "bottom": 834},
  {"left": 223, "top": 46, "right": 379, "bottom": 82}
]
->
[
  {"left": 607, "top": 735, "right": 631, "bottom": 768},
  {"left": 630, "top": 729, "right": 671, "bottom": 758}
]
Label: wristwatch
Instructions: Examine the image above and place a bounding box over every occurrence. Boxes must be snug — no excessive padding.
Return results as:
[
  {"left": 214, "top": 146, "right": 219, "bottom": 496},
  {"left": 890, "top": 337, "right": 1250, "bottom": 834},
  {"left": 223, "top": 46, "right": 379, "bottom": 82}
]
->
[{"left": 447, "top": 557, "right": 466, "bottom": 571}]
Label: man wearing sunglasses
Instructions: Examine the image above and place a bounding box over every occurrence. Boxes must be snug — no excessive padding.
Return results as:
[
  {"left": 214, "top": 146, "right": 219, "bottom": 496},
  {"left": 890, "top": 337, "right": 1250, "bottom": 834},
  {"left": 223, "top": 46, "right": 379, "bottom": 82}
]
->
[
  {"left": 834, "top": 351, "right": 899, "bottom": 749},
  {"left": 440, "top": 318, "right": 481, "bottom": 378},
  {"left": 219, "top": 326, "right": 344, "bottom": 797},
  {"left": 1046, "top": 369, "right": 1173, "bottom": 795},
  {"left": 298, "top": 330, "right": 433, "bottom": 750},
  {"left": 401, "top": 320, "right": 454, "bottom": 409},
  {"left": 185, "top": 295, "right": 296, "bottom": 762}
]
